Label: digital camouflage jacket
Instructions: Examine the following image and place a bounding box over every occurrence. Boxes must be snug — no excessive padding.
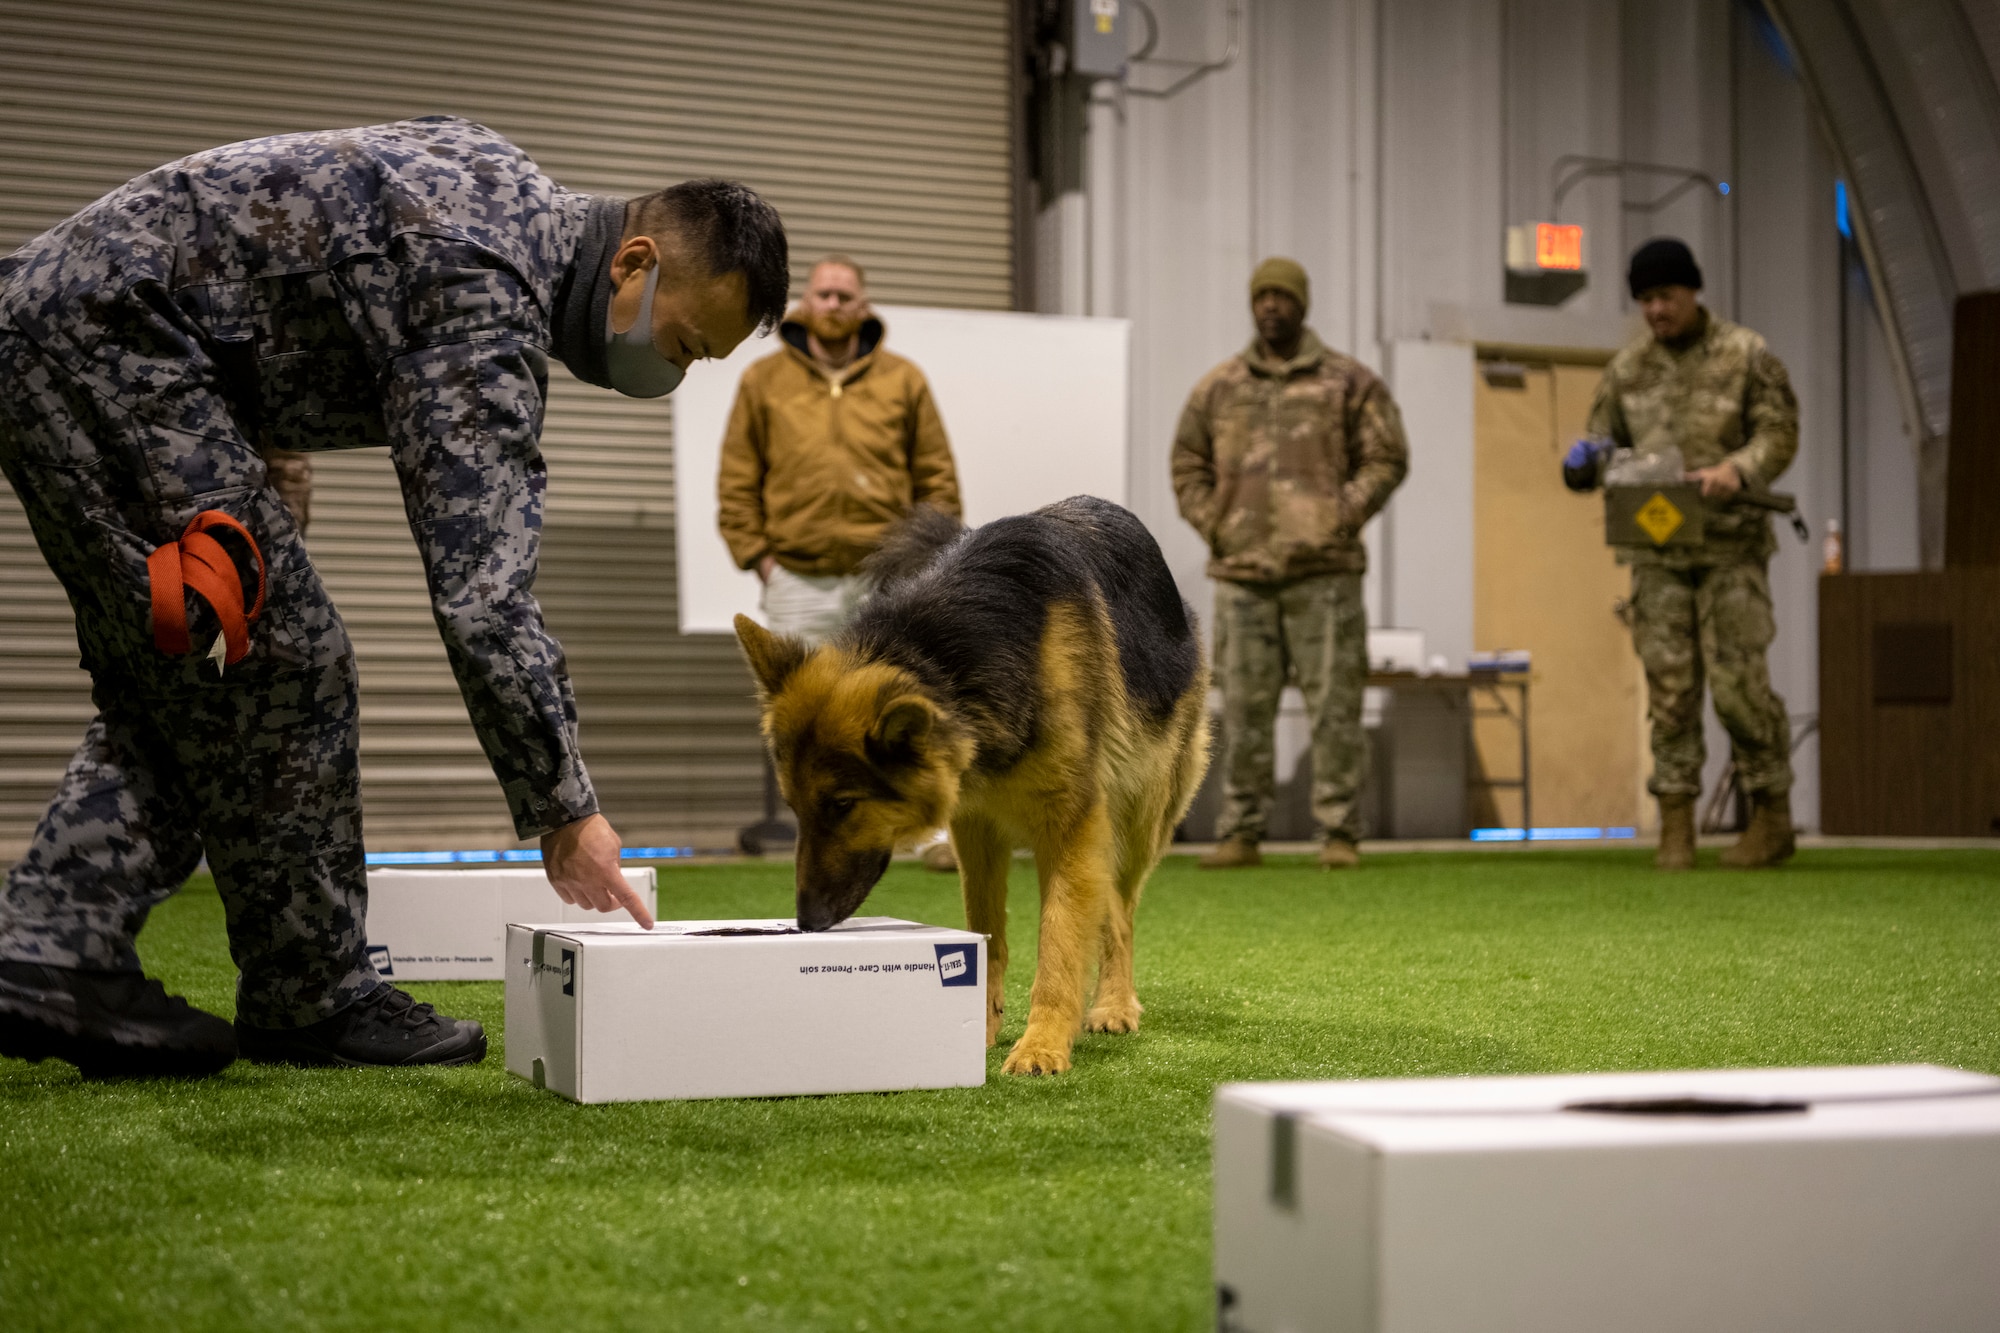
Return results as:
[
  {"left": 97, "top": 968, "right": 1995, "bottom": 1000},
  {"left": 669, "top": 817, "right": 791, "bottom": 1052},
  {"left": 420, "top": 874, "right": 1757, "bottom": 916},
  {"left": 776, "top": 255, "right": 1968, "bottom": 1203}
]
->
[
  {"left": 1171, "top": 329, "right": 1409, "bottom": 585},
  {"left": 0, "top": 116, "right": 599, "bottom": 838},
  {"left": 1586, "top": 309, "right": 1800, "bottom": 567}
]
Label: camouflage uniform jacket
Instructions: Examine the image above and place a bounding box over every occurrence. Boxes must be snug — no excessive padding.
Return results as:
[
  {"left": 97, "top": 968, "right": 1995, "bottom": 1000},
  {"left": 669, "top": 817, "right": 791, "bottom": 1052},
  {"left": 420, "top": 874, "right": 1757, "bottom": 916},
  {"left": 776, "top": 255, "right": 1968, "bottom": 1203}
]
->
[
  {"left": 1586, "top": 309, "right": 1800, "bottom": 567},
  {"left": 1171, "top": 329, "right": 1409, "bottom": 584},
  {"left": 0, "top": 116, "right": 598, "bottom": 838}
]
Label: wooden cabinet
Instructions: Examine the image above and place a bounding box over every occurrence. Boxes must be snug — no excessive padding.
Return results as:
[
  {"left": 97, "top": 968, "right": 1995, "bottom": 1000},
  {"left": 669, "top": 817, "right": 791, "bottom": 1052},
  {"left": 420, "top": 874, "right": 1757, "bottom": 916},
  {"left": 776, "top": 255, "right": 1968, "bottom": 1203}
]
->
[
  {"left": 1818, "top": 570, "right": 2000, "bottom": 835},
  {"left": 1821, "top": 291, "right": 2000, "bottom": 836}
]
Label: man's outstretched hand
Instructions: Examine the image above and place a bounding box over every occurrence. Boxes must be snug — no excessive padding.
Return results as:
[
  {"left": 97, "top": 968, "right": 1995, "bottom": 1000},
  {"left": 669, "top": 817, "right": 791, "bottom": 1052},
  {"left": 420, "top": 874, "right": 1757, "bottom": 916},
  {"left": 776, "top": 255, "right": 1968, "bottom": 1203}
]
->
[{"left": 542, "top": 813, "right": 655, "bottom": 929}]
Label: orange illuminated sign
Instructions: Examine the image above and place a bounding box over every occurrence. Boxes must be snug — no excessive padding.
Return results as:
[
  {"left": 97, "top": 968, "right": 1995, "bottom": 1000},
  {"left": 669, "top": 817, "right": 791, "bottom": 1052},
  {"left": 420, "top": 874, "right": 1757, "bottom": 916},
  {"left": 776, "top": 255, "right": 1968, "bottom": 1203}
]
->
[{"left": 1535, "top": 223, "right": 1585, "bottom": 271}]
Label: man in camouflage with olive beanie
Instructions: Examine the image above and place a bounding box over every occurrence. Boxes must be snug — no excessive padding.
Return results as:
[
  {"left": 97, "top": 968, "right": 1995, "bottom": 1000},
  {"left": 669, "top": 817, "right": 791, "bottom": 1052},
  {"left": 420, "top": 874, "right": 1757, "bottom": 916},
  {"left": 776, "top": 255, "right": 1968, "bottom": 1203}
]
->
[
  {"left": 1574, "top": 238, "right": 1799, "bottom": 870},
  {"left": 1172, "top": 257, "right": 1409, "bottom": 870}
]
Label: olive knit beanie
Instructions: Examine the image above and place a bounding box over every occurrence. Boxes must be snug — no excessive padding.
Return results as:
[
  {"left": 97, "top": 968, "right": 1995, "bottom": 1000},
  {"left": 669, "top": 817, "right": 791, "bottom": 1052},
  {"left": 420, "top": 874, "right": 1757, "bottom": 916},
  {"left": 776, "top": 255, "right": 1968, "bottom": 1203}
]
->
[{"left": 1250, "top": 256, "right": 1310, "bottom": 313}]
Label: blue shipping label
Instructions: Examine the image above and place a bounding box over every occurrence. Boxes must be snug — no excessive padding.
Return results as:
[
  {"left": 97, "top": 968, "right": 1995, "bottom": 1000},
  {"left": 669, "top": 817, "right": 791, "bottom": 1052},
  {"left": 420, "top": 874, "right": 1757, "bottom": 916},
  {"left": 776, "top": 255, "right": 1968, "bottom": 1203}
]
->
[{"left": 934, "top": 943, "right": 978, "bottom": 987}]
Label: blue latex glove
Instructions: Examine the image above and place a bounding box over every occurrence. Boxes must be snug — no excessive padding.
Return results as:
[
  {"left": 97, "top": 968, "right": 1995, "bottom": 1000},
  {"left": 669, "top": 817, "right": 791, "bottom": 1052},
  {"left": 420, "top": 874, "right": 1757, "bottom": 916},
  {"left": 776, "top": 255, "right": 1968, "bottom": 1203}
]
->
[{"left": 1562, "top": 437, "right": 1610, "bottom": 492}]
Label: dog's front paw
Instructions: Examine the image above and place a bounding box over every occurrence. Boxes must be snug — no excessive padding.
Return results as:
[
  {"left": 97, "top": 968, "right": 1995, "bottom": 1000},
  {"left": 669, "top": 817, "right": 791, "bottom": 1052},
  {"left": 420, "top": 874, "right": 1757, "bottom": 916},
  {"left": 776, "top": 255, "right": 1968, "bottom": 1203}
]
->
[
  {"left": 986, "top": 1004, "right": 1004, "bottom": 1047},
  {"left": 1000, "top": 1032, "right": 1073, "bottom": 1076},
  {"left": 1084, "top": 997, "right": 1142, "bottom": 1034}
]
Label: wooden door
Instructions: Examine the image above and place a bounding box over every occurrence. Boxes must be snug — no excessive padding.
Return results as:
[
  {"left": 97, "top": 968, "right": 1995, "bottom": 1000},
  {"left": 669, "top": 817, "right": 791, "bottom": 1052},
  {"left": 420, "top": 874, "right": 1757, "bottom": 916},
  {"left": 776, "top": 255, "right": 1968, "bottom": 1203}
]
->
[{"left": 1471, "top": 359, "right": 1647, "bottom": 831}]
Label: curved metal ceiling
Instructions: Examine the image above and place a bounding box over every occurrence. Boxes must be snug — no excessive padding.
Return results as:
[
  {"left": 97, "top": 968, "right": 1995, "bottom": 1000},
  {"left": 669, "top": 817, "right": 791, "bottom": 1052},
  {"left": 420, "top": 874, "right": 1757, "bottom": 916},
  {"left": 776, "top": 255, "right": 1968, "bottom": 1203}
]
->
[{"left": 1763, "top": 0, "right": 2000, "bottom": 455}]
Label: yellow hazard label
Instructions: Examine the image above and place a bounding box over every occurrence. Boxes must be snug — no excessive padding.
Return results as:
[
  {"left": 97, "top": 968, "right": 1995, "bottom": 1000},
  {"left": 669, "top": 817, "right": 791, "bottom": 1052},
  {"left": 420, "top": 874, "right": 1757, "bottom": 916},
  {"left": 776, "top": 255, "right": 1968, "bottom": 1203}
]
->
[
  {"left": 1097, "top": 14, "right": 1112, "bottom": 31},
  {"left": 1634, "top": 491, "right": 1686, "bottom": 544}
]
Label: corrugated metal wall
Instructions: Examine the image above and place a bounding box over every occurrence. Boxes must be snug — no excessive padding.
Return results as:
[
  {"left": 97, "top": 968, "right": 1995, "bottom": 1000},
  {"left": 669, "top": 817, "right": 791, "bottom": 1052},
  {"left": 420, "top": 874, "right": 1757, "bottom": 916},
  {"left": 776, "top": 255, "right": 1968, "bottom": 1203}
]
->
[{"left": 0, "top": 0, "right": 1014, "bottom": 856}]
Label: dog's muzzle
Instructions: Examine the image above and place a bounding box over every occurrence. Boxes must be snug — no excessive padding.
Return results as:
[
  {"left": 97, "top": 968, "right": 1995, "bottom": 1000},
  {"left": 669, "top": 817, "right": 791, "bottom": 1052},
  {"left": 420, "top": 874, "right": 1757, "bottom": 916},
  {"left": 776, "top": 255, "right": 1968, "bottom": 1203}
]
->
[{"left": 795, "top": 847, "right": 893, "bottom": 931}]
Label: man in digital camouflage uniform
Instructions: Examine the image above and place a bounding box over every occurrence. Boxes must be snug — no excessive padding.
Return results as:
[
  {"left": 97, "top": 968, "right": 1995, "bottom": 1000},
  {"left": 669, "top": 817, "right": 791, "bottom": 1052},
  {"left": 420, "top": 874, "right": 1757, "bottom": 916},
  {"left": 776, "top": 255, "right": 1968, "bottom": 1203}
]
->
[
  {"left": 1173, "top": 257, "right": 1409, "bottom": 870},
  {"left": 0, "top": 117, "right": 788, "bottom": 1075},
  {"left": 1570, "top": 237, "right": 1798, "bottom": 870}
]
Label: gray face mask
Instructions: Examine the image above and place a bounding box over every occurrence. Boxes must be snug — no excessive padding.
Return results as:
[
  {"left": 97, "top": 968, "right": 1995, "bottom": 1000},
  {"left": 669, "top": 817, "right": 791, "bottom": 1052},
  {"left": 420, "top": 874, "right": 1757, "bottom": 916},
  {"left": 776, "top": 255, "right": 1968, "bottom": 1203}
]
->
[{"left": 605, "top": 263, "right": 686, "bottom": 398}]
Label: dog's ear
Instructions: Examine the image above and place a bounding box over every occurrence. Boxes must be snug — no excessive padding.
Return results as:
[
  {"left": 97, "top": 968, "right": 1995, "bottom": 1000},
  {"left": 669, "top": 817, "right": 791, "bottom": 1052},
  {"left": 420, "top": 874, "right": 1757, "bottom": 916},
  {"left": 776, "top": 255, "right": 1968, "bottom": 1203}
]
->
[
  {"left": 734, "top": 613, "right": 808, "bottom": 697},
  {"left": 867, "top": 695, "right": 936, "bottom": 766}
]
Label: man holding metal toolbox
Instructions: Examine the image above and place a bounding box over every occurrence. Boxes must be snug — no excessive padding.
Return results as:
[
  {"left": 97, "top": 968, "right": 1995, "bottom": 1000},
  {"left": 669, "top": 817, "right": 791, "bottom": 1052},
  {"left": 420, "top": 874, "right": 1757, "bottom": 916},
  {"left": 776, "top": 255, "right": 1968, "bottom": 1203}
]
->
[{"left": 1565, "top": 238, "right": 1801, "bottom": 872}]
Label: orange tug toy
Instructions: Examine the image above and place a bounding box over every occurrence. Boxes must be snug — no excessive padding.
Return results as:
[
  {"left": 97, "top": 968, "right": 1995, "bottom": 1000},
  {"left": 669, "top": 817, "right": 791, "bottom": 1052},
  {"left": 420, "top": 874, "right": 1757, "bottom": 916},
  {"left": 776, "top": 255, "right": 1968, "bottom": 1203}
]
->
[{"left": 146, "top": 511, "right": 266, "bottom": 666}]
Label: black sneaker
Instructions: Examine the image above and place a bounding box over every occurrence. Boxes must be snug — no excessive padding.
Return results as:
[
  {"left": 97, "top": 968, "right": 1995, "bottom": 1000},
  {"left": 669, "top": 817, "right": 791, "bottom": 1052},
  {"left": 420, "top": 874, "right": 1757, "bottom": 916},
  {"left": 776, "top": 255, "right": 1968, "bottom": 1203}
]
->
[
  {"left": 0, "top": 960, "right": 237, "bottom": 1078},
  {"left": 236, "top": 985, "right": 486, "bottom": 1068}
]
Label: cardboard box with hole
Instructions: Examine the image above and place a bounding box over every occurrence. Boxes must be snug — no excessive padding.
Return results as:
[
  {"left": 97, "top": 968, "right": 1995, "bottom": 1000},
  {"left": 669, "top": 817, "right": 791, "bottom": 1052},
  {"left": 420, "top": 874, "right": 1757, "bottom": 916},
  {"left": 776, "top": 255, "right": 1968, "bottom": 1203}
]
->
[
  {"left": 505, "top": 917, "right": 987, "bottom": 1102},
  {"left": 363, "top": 867, "right": 657, "bottom": 982},
  {"left": 1213, "top": 1065, "right": 2000, "bottom": 1333}
]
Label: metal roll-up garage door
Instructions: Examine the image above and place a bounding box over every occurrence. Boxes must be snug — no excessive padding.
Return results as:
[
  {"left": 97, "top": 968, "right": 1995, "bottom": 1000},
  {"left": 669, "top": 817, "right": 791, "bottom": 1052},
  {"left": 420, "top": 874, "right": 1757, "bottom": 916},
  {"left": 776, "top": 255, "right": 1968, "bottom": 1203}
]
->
[{"left": 0, "top": 0, "right": 1014, "bottom": 857}]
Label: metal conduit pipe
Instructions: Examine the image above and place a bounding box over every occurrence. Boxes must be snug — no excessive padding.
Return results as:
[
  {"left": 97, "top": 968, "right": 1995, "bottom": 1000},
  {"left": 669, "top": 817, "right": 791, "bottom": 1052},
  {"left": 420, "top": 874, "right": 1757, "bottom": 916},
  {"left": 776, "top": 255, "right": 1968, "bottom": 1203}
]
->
[{"left": 1124, "top": 0, "right": 1241, "bottom": 100}]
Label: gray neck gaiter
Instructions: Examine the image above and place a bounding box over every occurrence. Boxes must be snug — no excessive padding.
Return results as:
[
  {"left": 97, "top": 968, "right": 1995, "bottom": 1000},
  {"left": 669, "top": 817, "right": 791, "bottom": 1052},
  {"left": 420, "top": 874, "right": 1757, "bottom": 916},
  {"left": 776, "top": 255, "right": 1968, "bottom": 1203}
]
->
[{"left": 551, "top": 194, "right": 627, "bottom": 390}]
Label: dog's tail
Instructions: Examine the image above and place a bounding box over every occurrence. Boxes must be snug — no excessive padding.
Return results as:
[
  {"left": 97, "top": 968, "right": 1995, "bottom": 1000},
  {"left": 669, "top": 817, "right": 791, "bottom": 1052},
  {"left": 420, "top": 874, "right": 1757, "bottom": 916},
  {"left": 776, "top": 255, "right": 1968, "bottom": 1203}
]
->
[{"left": 861, "top": 503, "right": 965, "bottom": 586}]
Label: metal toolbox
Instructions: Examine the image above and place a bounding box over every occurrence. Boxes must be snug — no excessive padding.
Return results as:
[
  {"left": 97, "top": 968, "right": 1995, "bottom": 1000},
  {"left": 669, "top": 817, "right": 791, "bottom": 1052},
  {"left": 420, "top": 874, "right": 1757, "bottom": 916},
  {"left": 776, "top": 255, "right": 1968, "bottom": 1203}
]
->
[{"left": 1604, "top": 482, "right": 1705, "bottom": 549}]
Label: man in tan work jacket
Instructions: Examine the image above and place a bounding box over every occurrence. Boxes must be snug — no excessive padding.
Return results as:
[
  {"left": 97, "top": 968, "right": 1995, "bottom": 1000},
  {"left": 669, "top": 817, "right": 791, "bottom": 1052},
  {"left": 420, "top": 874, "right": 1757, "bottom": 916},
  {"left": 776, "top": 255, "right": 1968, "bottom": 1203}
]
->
[
  {"left": 718, "top": 254, "right": 963, "bottom": 869},
  {"left": 718, "top": 254, "right": 962, "bottom": 644}
]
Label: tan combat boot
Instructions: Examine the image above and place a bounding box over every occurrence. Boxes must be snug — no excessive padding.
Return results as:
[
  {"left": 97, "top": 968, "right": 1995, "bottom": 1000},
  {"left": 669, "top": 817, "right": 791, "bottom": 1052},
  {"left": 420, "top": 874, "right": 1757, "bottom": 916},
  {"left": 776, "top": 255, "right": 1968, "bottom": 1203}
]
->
[
  {"left": 1198, "top": 836, "right": 1262, "bottom": 869},
  {"left": 1318, "top": 836, "right": 1360, "bottom": 869},
  {"left": 1719, "top": 791, "right": 1796, "bottom": 869},
  {"left": 1655, "top": 796, "right": 1696, "bottom": 870}
]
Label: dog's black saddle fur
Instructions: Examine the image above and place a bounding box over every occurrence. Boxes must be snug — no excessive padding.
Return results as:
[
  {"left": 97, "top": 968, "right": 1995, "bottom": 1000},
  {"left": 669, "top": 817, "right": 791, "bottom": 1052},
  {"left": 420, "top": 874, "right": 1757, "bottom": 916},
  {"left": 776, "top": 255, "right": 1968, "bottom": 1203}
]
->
[{"left": 844, "top": 497, "right": 1200, "bottom": 771}]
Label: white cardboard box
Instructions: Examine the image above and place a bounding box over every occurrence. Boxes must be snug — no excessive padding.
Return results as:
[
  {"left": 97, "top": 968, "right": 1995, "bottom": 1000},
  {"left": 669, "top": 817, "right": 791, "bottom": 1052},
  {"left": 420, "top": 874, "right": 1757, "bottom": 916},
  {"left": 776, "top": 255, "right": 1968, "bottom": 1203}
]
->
[
  {"left": 1215, "top": 1065, "right": 2000, "bottom": 1333},
  {"left": 505, "top": 917, "right": 987, "bottom": 1103},
  {"left": 1365, "top": 628, "right": 1425, "bottom": 674},
  {"left": 364, "top": 867, "right": 658, "bottom": 981}
]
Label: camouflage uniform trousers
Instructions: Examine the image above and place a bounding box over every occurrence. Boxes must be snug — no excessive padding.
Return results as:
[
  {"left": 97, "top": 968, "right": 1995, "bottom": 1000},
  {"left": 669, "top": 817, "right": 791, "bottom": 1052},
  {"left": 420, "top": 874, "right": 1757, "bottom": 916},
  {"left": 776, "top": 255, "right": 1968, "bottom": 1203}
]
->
[
  {"left": 1629, "top": 560, "right": 1792, "bottom": 799},
  {"left": 1213, "top": 572, "right": 1369, "bottom": 843},
  {"left": 0, "top": 333, "right": 378, "bottom": 1027}
]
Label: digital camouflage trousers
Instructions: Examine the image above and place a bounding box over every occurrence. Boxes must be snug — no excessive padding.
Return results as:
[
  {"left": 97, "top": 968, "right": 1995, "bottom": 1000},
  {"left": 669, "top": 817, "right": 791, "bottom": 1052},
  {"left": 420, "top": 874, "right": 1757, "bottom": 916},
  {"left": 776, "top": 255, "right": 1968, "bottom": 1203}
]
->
[
  {"left": 0, "top": 333, "right": 378, "bottom": 1026},
  {"left": 1629, "top": 560, "right": 1792, "bottom": 800},
  {"left": 1213, "top": 572, "right": 1369, "bottom": 843}
]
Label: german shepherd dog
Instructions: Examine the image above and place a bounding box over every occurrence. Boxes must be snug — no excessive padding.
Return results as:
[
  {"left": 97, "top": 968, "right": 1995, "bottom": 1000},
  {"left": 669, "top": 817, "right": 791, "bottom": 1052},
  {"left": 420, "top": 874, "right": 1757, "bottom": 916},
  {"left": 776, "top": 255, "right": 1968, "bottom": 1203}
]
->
[{"left": 733, "top": 496, "right": 1209, "bottom": 1075}]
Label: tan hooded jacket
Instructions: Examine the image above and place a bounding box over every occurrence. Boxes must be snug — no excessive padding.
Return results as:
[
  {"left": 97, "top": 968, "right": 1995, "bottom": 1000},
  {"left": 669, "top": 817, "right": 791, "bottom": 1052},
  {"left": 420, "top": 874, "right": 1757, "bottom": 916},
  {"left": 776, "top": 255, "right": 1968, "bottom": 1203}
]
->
[
  {"left": 717, "top": 312, "right": 962, "bottom": 577},
  {"left": 1172, "top": 329, "right": 1409, "bottom": 584}
]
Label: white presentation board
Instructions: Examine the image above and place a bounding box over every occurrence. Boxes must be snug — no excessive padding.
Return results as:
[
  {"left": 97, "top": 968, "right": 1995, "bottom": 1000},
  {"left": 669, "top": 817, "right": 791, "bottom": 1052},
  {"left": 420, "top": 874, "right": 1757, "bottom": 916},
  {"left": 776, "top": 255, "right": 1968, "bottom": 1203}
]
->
[{"left": 670, "top": 304, "right": 1130, "bottom": 634}]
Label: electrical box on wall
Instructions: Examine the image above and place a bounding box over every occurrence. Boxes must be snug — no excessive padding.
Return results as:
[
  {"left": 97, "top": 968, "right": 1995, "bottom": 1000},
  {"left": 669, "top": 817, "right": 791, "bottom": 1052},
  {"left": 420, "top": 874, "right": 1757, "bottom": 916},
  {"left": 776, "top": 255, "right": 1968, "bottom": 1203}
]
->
[
  {"left": 1070, "top": 0, "right": 1126, "bottom": 78},
  {"left": 1505, "top": 221, "right": 1589, "bottom": 306}
]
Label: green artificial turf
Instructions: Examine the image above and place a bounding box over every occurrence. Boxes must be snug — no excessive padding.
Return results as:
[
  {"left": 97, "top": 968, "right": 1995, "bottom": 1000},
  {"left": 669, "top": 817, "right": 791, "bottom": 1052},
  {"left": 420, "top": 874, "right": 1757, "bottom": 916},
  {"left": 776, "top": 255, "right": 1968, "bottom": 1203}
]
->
[{"left": 3, "top": 848, "right": 1998, "bottom": 1331}]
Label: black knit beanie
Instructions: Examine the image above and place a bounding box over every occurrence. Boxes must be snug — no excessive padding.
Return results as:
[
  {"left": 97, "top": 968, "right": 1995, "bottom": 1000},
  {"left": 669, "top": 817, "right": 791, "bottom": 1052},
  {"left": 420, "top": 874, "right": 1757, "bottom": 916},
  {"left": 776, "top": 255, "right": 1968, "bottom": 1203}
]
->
[{"left": 1627, "top": 238, "right": 1703, "bottom": 299}]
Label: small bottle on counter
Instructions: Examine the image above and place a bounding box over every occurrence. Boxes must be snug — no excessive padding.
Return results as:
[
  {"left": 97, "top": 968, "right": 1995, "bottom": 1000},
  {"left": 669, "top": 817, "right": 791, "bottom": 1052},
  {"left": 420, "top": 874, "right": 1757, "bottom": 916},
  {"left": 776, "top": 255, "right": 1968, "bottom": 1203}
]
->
[{"left": 1822, "top": 518, "right": 1844, "bottom": 575}]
